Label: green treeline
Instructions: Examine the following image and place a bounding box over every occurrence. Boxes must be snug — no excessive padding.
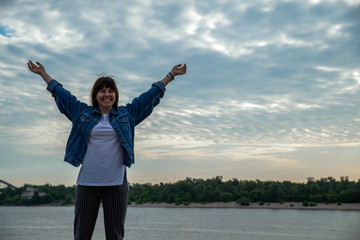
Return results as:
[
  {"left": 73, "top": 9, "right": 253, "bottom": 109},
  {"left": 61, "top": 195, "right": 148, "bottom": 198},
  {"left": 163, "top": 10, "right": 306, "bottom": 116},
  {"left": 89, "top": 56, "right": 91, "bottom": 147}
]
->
[
  {"left": 1, "top": 176, "right": 359, "bottom": 206},
  {"left": 0, "top": 184, "right": 75, "bottom": 206},
  {"left": 128, "top": 176, "right": 360, "bottom": 205}
]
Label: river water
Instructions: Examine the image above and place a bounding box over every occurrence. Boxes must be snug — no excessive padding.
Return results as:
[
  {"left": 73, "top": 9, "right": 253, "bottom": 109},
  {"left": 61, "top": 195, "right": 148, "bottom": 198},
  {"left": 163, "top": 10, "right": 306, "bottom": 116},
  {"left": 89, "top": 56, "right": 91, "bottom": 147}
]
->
[{"left": 0, "top": 206, "right": 359, "bottom": 240}]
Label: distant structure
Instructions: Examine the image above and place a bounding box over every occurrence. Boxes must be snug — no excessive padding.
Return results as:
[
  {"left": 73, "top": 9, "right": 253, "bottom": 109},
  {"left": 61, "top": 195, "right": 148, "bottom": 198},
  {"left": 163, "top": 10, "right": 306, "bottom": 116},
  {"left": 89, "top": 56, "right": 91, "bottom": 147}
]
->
[
  {"left": 0, "top": 179, "right": 16, "bottom": 189},
  {"left": 21, "top": 186, "right": 46, "bottom": 199}
]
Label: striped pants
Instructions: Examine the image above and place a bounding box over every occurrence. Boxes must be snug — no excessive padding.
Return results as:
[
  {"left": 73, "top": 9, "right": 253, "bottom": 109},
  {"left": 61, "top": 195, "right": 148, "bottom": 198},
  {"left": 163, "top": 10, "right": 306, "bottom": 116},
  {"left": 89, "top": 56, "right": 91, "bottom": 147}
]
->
[{"left": 73, "top": 180, "right": 128, "bottom": 240}]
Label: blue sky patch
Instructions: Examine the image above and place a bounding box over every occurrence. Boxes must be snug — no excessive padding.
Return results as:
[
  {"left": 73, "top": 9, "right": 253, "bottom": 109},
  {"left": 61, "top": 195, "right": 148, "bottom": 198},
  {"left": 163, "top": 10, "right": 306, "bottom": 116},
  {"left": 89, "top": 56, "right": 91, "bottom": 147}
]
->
[{"left": 0, "top": 26, "right": 14, "bottom": 37}]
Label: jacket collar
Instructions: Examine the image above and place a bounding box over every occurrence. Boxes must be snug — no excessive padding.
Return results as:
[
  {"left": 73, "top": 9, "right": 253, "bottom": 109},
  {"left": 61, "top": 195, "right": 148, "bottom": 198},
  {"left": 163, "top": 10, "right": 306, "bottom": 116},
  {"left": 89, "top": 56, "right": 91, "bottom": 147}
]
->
[{"left": 91, "top": 107, "right": 119, "bottom": 116}]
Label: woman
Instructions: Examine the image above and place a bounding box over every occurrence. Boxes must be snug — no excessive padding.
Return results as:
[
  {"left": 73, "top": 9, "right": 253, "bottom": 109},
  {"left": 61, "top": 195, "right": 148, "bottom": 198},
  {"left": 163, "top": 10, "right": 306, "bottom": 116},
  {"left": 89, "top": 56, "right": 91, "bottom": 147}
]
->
[{"left": 27, "top": 60, "right": 187, "bottom": 240}]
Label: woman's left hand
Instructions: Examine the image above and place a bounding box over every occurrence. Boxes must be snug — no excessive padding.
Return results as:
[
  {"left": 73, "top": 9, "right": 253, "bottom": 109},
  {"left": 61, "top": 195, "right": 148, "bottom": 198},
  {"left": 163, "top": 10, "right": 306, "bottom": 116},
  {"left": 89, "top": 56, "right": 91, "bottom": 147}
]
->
[{"left": 170, "top": 64, "right": 187, "bottom": 76}]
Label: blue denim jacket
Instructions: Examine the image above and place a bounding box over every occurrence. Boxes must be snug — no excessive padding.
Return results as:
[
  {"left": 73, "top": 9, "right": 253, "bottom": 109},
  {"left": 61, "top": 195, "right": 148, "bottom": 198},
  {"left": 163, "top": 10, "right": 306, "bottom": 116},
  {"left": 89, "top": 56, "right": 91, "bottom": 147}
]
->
[{"left": 46, "top": 79, "right": 166, "bottom": 168}]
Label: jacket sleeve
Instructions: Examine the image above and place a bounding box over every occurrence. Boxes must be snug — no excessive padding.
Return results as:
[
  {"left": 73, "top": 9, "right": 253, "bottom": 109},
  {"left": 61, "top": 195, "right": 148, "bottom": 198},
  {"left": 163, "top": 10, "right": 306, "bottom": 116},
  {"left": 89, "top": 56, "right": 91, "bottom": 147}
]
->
[
  {"left": 125, "top": 81, "right": 166, "bottom": 126},
  {"left": 47, "top": 80, "right": 88, "bottom": 122}
]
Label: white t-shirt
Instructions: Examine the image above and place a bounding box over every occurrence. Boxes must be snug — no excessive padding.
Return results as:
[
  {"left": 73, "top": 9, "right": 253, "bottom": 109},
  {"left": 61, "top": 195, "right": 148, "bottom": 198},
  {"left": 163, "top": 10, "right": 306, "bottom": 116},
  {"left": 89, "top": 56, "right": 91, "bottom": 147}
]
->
[{"left": 76, "top": 114, "right": 126, "bottom": 186}]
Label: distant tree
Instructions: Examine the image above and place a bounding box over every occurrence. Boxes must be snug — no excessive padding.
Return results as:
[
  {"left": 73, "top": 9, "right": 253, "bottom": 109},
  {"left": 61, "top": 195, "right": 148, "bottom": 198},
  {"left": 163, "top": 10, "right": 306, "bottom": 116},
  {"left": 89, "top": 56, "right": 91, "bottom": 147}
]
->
[
  {"left": 237, "top": 196, "right": 250, "bottom": 206},
  {"left": 219, "top": 192, "right": 233, "bottom": 202},
  {"left": 302, "top": 201, "right": 309, "bottom": 207},
  {"left": 64, "top": 195, "right": 73, "bottom": 205},
  {"left": 327, "top": 192, "right": 338, "bottom": 203},
  {"left": 31, "top": 191, "right": 41, "bottom": 205}
]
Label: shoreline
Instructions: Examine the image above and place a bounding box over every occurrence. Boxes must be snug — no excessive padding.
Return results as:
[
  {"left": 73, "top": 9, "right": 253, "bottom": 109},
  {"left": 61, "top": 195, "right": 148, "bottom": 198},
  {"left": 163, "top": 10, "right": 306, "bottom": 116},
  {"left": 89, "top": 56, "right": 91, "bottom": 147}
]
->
[
  {"left": 2, "top": 202, "right": 360, "bottom": 211},
  {"left": 128, "top": 201, "right": 360, "bottom": 211}
]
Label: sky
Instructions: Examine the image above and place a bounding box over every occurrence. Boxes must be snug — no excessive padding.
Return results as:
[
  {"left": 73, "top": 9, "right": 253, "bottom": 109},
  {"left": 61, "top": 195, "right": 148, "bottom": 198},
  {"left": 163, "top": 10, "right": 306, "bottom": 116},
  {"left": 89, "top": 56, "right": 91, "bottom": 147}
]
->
[{"left": 0, "top": 0, "right": 359, "bottom": 187}]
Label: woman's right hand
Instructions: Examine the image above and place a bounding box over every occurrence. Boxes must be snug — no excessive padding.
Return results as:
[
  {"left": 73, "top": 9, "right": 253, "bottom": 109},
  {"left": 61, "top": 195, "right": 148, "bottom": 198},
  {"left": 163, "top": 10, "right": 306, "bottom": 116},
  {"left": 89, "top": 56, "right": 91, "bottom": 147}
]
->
[
  {"left": 27, "top": 60, "right": 46, "bottom": 75},
  {"left": 27, "top": 60, "right": 53, "bottom": 84}
]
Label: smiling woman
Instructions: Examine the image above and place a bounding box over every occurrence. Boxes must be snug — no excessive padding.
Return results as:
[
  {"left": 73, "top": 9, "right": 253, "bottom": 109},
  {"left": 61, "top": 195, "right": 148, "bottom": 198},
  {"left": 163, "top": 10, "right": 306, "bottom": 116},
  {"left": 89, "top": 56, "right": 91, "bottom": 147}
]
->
[{"left": 27, "top": 60, "right": 186, "bottom": 240}]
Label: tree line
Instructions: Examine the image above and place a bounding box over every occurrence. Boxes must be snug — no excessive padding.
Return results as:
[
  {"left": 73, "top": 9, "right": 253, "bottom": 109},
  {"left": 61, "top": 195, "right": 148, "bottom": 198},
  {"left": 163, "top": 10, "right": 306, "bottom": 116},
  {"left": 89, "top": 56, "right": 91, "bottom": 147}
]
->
[
  {"left": 1, "top": 176, "right": 359, "bottom": 206},
  {"left": 0, "top": 184, "right": 75, "bottom": 206},
  {"left": 128, "top": 176, "right": 360, "bottom": 206}
]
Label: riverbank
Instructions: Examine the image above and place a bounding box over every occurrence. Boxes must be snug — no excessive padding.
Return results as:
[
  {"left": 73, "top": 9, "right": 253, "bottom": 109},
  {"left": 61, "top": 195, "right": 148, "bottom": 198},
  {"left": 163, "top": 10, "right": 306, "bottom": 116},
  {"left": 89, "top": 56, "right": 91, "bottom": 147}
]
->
[
  {"left": 2, "top": 202, "right": 360, "bottom": 211},
  {"left": 129, "top": 201, "right": 360, "bottom": 211}
]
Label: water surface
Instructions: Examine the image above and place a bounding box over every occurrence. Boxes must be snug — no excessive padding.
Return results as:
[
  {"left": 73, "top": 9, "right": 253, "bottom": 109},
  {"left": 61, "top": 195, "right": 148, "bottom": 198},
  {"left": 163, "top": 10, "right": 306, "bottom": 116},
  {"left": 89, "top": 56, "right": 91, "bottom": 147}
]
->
[{"left": 0, "top": 206, "right": 359, "bottom": 240}]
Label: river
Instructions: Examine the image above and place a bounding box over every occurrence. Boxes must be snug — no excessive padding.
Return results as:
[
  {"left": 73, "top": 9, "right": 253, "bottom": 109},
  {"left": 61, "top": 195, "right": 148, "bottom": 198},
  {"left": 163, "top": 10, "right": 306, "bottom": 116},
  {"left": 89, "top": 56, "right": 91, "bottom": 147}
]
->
[{"left": 0, "top": 206, "right": 359, "bottom": 240}]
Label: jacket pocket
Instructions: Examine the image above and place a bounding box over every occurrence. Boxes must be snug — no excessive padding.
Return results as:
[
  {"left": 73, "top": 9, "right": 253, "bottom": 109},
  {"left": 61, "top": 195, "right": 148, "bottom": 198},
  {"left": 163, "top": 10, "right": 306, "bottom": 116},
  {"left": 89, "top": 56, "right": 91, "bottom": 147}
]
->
[
  {"left": 114, "top": 113, "right": 132, "bottom": 140},
  {"left": 78, "top": 113, "right": 96, "bottom": 140},
  {"left": 115, "top": 113, "right": 129, "bottom": 123},
  {"left": 80, "top": 115, "right": 91, "bottom": 123}
]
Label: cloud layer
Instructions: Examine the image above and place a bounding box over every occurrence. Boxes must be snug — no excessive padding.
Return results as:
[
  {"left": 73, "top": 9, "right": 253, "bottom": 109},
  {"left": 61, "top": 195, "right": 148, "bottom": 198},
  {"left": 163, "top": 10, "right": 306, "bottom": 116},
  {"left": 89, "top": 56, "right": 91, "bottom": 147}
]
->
[{"left": 0, "top": 0, "right": 359, "bottom": 186}]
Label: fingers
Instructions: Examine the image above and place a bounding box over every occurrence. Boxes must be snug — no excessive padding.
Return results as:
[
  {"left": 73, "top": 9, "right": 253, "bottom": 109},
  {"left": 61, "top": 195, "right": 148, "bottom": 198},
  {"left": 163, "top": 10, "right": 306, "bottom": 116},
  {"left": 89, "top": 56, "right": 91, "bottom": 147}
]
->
[
  {"left": 173, "top": 64, "right": 186, "bottom": 71},
  {"left": 28, "top": 60, "right": 37, "bottom": 69},
  {"left": 182, "top": 64, "right": 187, "bottom": 72},
  {"left": 178, "top": 63, "right": 186, "bottom": 73},
  {"left": 36, "top": 61, "right": 43, "bottom": 68},
  {"left": 174, "top": 64, "right": 186, "bottom": 69},
  {"left": 28, "top": 60, "right": 41, "bottom": 68},
  {"left": 27, "top": 60, "right": 35, "bottom": 70}
]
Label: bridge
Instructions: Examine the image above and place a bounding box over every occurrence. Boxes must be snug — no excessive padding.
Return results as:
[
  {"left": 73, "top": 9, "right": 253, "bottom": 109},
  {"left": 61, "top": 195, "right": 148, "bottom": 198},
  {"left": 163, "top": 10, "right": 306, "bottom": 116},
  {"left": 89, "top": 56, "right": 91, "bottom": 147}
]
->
[{"left": 0, "top": 179, "right": 17, "bottom": 189}]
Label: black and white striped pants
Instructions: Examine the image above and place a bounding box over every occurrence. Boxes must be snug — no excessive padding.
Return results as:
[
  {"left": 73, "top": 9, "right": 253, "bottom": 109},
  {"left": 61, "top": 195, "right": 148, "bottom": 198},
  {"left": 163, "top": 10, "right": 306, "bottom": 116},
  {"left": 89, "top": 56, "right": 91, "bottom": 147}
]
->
[{"left": 73, "top": 179, "right": 128, "bottom": 240}]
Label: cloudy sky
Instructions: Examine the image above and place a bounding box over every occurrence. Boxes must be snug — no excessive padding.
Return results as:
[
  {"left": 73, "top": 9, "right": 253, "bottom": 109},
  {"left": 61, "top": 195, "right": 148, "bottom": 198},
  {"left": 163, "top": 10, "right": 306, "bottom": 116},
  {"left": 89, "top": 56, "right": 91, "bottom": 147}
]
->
[{"left": 0, "top": 0, "right": 359, "bottom": 187}]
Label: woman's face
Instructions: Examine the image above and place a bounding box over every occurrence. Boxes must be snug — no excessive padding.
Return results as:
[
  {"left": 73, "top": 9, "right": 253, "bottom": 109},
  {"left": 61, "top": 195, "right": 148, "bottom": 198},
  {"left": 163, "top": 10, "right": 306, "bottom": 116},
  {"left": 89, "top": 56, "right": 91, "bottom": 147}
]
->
[{"left": 96, "top": 87, "right": 116, "bottom": 113}]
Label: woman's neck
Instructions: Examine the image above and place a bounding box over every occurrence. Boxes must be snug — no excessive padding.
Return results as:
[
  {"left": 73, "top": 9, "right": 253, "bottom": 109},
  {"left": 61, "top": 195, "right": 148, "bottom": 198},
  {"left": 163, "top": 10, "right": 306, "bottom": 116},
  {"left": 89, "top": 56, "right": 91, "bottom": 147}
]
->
[{"left": 99, "top": 106, "right": 111, "bottom": 114}]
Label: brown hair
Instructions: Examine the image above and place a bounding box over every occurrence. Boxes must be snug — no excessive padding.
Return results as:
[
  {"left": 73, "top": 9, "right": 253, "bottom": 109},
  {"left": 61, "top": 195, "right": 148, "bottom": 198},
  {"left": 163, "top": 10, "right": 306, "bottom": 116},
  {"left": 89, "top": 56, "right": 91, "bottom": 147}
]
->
[{"left": 90, "top": 77, "right": 119, "bottom": 109}]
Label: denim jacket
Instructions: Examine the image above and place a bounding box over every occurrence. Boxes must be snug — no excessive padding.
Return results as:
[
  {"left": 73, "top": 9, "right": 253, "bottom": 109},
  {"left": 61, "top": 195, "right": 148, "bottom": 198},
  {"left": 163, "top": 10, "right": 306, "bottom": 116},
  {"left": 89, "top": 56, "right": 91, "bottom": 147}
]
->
[{"left": 46, "top": 79, "right": 166, "bottom": 168}]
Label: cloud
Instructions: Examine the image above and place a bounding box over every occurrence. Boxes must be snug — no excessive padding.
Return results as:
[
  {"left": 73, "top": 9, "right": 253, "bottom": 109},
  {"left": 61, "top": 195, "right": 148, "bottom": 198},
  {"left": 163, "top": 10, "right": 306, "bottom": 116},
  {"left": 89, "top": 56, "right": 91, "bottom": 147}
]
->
[{"left": 0, "top": 0, "right": 359, "bottom": 185}]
